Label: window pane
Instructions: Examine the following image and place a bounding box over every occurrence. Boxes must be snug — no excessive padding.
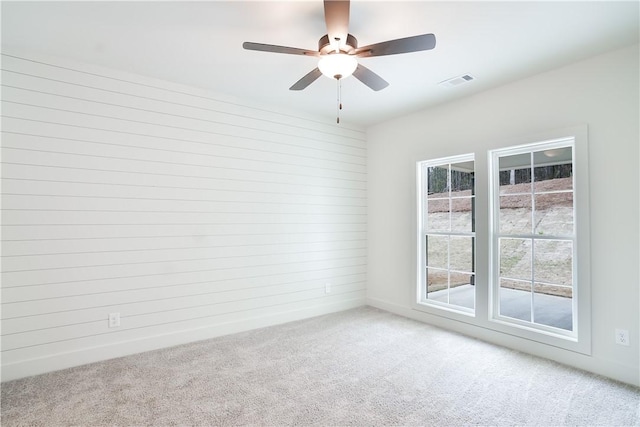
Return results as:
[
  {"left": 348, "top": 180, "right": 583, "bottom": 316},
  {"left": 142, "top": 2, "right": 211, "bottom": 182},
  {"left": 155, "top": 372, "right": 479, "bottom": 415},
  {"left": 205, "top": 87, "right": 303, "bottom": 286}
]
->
[
  {"left": 451, "top": 197, "right": 473, "bottom": 232},
  {"left": 534, "top": 283, "right": 572, "bottom": 298},
  {"left": 500, "top": 153, "right": 531, "bottom": 174},
  {"left": 499, "top": 153, "right": 531, "bottom": 195},
  {"left": 426, "top": 199, "right": 449, "bottom": 231},
  {"left": 427, "top": 165, "right": 449, "bottom": 197},
  {"left": 450, "top": 162, "right": 474, "bottom": 192},
  {"left": 499, "top": 278, "right": 531, "bottom": 322},
  {"left": 533, "top": 283, "right": 573, "bottom": 331},
  {"left": 534, "top": 175, "right": 573, "bottom": 193},
  {"left": 449, "top": 236, "right": 473, "bottom": 272},
  {"left": 449, "top": 272, "right": 475, "bottom": 310},
  {"left": 499, "top": 238, "right": 531, "bottom": 280},
  {"left": 499, "top": 171, "right": 532, "bottom": 194},
  {"left": 426, "top": 268, "right": 448, "bottom": 299},
  {"left": 533, "top": 147, "right": 573, "bottom": 193},
  {"left": 533, "top": 240, "right": 573, "bottom": 285},
  {"left": 534, "top": 193, "right": 573, "bottom": 236},
  {"left": 426, "top": 235, "right": 448, "bottom": 269},
  {"left": 500, "top": 195, "right": 532, "bottom": 234}
]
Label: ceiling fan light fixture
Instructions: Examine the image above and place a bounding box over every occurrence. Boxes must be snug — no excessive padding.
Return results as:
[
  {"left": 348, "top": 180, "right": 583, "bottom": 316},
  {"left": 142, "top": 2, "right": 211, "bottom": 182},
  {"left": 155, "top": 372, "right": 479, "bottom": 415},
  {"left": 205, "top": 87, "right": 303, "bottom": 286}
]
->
[{"left": 318, "top": 53, "right": 358, "bottom": 79}]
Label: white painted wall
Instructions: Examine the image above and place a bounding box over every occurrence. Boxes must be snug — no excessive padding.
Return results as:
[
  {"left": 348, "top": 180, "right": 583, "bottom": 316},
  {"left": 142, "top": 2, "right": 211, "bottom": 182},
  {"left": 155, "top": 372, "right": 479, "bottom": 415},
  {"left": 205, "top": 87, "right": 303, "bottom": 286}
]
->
[
  {"left": 0, "top": 49, "right": 367, "bottom": 381},
  {"left": 2, "top": 44, "right": 637, "bottom": 387},
  {"left": 366, "top": 45, "right": 640, "bottom": 386}
]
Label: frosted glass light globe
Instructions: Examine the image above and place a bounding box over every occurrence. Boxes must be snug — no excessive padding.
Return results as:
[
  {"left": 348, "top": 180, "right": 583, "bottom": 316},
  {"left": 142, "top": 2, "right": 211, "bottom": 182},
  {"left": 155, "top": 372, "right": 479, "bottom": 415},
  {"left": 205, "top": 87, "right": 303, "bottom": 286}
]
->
[{"left": 318, "top": 54, "right": 358, "bottom": 79}]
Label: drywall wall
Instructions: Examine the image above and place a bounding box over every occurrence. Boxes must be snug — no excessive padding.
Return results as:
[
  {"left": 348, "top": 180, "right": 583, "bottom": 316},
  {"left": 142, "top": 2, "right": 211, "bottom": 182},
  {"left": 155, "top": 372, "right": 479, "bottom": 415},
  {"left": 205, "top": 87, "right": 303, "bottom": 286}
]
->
[
  {"left": 366, "top": 45, "right": 639, "bottom": 386},
  {"left": 0, "top": 48, "right": 367, "bottom": 381}
]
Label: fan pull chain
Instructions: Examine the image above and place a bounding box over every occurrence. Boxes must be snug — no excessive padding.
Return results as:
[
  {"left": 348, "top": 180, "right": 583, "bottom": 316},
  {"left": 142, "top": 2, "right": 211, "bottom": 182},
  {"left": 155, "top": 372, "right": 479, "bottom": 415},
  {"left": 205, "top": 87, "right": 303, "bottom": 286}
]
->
[{"left": 336, "top": 77, "right": 343, "bottom": 124}]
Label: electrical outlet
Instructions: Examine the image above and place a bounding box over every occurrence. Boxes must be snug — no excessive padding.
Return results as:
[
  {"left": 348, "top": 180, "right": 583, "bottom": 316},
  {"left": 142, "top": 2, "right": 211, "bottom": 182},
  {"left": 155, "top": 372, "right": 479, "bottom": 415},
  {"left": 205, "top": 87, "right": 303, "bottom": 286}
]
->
[
  {"left": 108, "top": 312, "right": 121, "bottom": 328},
  {"left": 325, "top": 283, "right": 332, "bottom": 294},
  {"left": 615, "top": 328, "right": 629, "bottom": 346}
]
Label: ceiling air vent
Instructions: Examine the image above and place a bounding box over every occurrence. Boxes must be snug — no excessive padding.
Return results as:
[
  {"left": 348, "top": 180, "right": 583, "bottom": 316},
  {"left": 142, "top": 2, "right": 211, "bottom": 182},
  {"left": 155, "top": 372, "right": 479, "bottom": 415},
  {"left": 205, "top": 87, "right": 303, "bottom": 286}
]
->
[{"left": 439, "top": 74, "right": 475, "bottom": 88}]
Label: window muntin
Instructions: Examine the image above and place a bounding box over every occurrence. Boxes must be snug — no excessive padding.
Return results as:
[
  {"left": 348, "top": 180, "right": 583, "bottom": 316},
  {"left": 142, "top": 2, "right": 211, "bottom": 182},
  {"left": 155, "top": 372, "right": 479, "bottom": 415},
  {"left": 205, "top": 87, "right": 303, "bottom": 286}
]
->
[
  {"left": 418, "top": 155, "right": 475, "bottom": 313},
  {"left": 491, "top": 139, "right": 576, "bottom": 336}
]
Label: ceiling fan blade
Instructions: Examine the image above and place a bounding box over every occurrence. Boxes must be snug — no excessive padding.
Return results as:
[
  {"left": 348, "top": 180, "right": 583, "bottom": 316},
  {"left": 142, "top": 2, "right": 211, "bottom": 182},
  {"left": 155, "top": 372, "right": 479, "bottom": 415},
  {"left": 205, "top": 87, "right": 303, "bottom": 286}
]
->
[
  {"left": 290, "top": 68, "right": 323, "bottom": 91},
  {"left": 355, "top": 33, "right": 436, "bottom": 58},
  {"left": 323, "top": 0, "right": 350, "bottom": 50},
  {"left": 352, "top": 64, "right": 389, "bottom": 91},
  {"left": 243, "top": 42, "right": 319, "bottom": 57}
]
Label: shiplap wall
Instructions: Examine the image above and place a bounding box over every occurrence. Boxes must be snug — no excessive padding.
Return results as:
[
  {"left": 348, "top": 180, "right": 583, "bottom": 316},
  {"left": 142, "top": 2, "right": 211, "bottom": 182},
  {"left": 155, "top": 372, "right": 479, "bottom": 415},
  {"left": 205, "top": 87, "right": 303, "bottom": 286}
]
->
[{"left": 0, "top": 50, "right": 367, "bottom": 381}]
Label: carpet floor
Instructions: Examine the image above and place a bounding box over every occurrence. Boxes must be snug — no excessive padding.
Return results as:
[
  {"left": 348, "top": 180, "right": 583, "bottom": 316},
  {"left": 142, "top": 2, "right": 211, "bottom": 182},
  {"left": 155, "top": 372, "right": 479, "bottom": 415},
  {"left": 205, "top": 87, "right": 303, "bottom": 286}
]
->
[{"left": 2, "top": 306, "right": 639, "bottom": 426}]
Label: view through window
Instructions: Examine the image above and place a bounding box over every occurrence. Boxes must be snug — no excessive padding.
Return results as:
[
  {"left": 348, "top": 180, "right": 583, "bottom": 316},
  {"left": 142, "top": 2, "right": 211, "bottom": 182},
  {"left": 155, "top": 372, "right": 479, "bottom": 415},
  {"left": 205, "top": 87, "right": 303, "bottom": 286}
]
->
[
  {"left": 418, "top": 155, "right": 475, "bottom": 313},
  {"left": 491, "top": 140, "right": 576, "bottom": 335}
]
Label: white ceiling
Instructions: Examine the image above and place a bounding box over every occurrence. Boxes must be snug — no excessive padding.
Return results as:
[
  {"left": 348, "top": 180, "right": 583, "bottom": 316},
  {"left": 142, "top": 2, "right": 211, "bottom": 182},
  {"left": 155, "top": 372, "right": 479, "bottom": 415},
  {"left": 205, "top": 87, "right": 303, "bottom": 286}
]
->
[{"left": 2, "top": 1, "right": 639, "bottom": 127}]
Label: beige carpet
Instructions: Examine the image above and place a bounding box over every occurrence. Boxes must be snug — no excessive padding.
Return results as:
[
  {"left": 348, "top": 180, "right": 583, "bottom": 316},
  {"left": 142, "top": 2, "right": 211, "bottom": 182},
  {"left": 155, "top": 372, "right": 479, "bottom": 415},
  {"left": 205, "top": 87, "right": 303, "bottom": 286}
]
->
[{"left": 2, "top": 306, "right": 639, "bottom": 426}]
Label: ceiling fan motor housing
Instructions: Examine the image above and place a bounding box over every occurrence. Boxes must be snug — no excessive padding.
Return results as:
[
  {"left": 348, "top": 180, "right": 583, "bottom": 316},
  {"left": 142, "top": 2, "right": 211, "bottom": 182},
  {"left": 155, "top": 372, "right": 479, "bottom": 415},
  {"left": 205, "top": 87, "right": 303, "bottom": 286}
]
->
[{"left": 319, "top": 33, "right": 358, "bottom": 54}]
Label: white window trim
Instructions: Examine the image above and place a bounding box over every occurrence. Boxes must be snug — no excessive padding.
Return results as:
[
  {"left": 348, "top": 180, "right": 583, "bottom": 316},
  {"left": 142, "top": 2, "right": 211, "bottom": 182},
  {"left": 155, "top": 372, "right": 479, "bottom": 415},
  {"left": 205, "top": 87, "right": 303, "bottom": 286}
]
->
[
  {"left": 413, "top": 125, "right": 591, "bottom": 355},
  {"left": 487, "top": 127, "right": 591, "bottom": 354}
]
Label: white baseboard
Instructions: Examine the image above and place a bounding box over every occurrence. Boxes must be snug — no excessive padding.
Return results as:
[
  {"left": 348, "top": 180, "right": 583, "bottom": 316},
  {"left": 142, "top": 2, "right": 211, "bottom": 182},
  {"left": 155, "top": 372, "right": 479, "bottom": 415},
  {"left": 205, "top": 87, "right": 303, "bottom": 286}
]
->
[
  {"left": 1, "top": 298, "right": 365, "bottom": 382},
  {"left": 366, "top": 297, "right": 639, "bottom": 387}
]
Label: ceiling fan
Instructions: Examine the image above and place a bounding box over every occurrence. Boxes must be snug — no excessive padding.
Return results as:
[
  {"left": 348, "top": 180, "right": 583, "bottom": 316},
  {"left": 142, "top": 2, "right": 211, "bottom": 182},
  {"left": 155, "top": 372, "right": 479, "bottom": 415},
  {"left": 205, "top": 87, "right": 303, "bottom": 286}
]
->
[{"left": 242, "top": 0, "right": 436, "bottom": 92}]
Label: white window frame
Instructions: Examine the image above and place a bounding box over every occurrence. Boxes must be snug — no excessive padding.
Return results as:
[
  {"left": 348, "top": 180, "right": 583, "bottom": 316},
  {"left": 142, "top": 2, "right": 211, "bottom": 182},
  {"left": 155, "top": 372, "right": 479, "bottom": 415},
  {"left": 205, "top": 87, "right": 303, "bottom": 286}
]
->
[
  {"left": 487, "top": 128, "right": 591, "bottom": 354},
  {"left": 489, "top": 139, "right": 576, "bottom": 337},
  {"left": 416, "top": 153, "right": 476, "bottom": 316},
  {"left": 413, "top": 126, "right": 590, "bottom": 355}
]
